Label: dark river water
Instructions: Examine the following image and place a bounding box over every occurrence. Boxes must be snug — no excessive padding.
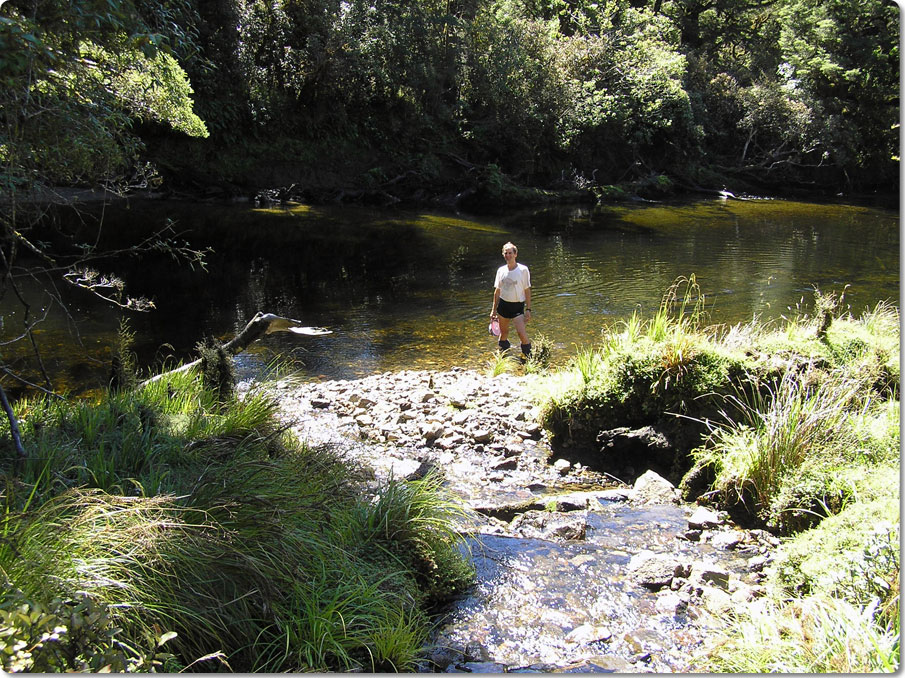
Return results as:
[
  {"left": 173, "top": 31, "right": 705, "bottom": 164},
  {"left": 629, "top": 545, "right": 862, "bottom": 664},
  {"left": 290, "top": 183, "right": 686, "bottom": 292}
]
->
[{"left": 3, "top": 197, "right": 899, "bottom": 396}]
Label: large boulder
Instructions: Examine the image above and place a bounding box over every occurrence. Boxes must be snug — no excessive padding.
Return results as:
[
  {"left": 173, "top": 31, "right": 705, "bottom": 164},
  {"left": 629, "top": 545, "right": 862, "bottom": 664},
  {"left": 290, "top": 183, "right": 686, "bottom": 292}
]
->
[{"left": 633, "top": 470, "right": 680, "bottom": 505}]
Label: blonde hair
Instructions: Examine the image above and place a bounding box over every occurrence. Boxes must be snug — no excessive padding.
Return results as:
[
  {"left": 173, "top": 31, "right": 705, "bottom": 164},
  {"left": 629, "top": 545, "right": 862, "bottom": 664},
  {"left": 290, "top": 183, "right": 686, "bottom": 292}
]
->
[{"left": 502, "top": 242, "right": 518, "bottom": 255}]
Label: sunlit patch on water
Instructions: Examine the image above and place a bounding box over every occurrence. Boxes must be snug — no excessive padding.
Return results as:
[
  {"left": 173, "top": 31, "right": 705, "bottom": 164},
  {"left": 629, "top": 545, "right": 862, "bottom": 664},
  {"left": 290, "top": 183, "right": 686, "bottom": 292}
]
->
[{"left": 430, "top": 502, "right": 758, "bottom": 672}]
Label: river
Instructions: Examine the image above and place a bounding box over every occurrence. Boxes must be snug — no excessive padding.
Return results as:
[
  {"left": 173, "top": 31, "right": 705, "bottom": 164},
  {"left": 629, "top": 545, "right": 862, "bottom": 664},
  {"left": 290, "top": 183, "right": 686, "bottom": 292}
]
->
[{"left": 2, "top": 197, "right": 898, "bottom": 395}]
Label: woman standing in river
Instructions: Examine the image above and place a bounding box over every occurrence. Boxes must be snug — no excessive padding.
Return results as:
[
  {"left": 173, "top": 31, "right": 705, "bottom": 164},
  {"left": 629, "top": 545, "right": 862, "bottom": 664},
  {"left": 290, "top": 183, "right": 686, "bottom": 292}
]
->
[{"left": 490, "top": 241, "right": 532, "bottom": 359}]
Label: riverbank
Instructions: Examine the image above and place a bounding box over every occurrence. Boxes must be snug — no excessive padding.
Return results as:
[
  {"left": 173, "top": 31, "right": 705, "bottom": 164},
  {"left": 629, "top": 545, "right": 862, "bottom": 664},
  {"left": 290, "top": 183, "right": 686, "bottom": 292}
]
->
[
  {"left": 0, "top": 280, "right": 897, "bottom": 672},
  {"left": 144, "top": 134, "right": 900, "bottom": 213},
  {"left": 266, "top": 366, "right": 780, "bottom": 672},
  {"left": 265, "top": 283, "right": 900, "bottom": 672}
]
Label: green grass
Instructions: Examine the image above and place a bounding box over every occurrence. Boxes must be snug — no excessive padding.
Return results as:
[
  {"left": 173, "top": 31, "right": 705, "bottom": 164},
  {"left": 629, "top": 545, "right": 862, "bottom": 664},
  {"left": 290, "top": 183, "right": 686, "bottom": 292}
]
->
[
  {"left": 485, "top": 349, "right": 519, "bottom": 376},
  {"left": 692, "top": 369, "right": 875, "bottom": 531},
  {"left": 0, "top": 367, "right": 474, "bottom": 672},
  {"left": 697, "top": 593, "right": 899, "bottom": 673},
  {"left": 532, "top": 279, "right": 899, "bottom": 673},
  {"left": 536, "top": 280, "right": 746, "bottom": 451}
]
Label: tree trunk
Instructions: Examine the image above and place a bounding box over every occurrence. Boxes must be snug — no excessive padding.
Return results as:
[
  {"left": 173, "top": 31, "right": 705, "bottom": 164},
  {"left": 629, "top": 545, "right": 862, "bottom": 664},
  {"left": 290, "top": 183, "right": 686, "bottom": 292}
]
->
[
  {"left": 0, "top": 382, "right": 26, "bottom": 459},
  {"left": 142, "top": 313, "right": 330, "bottom": 385}
]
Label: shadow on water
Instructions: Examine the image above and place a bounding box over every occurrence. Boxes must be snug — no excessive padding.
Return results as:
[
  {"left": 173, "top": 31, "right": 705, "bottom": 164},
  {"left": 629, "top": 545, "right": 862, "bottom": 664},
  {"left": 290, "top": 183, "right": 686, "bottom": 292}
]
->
[{"left": 2, "top": 198, "right": 898, "bottom": 397}]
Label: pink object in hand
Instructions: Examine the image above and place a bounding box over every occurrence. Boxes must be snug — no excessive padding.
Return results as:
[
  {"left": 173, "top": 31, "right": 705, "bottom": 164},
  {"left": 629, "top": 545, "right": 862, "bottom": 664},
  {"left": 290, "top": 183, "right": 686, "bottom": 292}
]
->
[{"left": 489, "top": 319, "right": 501, "bottom": 336}]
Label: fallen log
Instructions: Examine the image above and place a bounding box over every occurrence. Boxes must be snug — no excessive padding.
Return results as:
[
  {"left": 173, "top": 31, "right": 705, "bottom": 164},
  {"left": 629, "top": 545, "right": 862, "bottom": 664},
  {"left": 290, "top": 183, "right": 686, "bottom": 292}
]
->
[{"left": 142, "top": 312, "right": 331, "bottom": 385}]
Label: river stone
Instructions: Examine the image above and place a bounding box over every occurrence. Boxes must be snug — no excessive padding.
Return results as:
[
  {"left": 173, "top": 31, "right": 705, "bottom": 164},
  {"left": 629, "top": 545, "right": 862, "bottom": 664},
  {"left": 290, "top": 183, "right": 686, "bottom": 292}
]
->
[
  {"left": 447, "top": 394, "right": 470, "bottom": 409},
  {"left": 562, "top": 656, "right": 634, "bottom": 672},
  {"left": 595, "top": 488, "right": 632, "bottom": 503},
  {"left": 688, "top": 506, "right": 722, "bottom": 529},
  {"left": 452, "top": 410, "right": 471, "bottom": 425},
  {"left": 564, "top": 623, "right": 612, "bottom": 645},
  {"left": 552, "top": 458, "right": 571, "bottom": 474},
  {"left": 518, "top": 422, "right": 542, "bottom": 438},
  {"left": 541, "top": 492, "right": 589, "bottom": 512},
  {"left": 421, "top": 421, "right": 445, "bottom": 441},
  {"left": 510, "top": 510, "right": 588, "bottom": 541},
  {"left": 711, "top": 530, "right": 743, "bottom": 550},
  {"left": 632, "top": 469, "right": 679, "bottom": 505},
  {"left": 452, "top": 661, "right": 507, "bottom": 673},
  {"left": 471, "top": 428, "right": 493, "bottom": 443},
  {"left": 655, "top": 590, "right": 688, "bottom": 616},
  {"left": 463, "top": 640, "right": 492, "bottom": 662},
  {"left": 689, "top": 561, "right": 731, "bottom": 591},
  {"left": 748, "top": 555, "right": 770, "bottom": 572},
  {"left": 490, "top": 457, "right": 518, "bottom": 471},
  {"left": 628, "top": 551, "right": 688, "bottom": 589},
  {"left": 375, "top": 457, "right": 427, "bottom": 480},
  {"left": 435, "top": 434, "right": 465, "bottom": 450},
  {"left": 415, "top": 389, "right": 437, "bottom": 403},
  {"left": 357, "top": 395, "right": 377, "bottom": 408}
]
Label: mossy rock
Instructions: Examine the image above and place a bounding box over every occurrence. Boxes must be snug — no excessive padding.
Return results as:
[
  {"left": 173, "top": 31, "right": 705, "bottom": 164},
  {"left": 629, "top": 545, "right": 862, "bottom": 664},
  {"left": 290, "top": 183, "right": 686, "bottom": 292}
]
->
[
  {"left": 543, "top": 347, "right": 750, "bottom": 481},
  {"left": 770, "top": 473, "right": 898, "bottom": 598}
]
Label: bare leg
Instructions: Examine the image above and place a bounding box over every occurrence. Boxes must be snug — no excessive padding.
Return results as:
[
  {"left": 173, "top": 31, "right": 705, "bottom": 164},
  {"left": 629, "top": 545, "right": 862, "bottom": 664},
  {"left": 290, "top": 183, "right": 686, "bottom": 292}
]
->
[
  {"left": 497, "top": 316, "right": 513, "bottom": 351},
  {"left": 498, "top": 316, "right": 511, "bottom": 343},
  {"left": 510, "top": 314, "right": 529, "bottom": 344}
]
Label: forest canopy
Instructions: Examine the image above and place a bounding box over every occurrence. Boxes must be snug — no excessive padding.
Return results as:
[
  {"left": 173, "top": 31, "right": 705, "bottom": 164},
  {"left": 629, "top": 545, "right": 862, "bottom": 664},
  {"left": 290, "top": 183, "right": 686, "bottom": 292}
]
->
[{"left": 1, "top": 0, "right": 900, "bottom": 204}]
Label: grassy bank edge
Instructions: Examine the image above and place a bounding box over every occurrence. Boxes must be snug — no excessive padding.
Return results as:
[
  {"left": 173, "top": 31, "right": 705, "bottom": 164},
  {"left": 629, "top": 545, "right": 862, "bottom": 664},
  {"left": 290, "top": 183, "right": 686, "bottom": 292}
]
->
[
  {"left": 529, "top": 278, "right": 899, "bottom": 672},
  {"left": 0, "top": 368, "right": 475, "bottom": 672}
]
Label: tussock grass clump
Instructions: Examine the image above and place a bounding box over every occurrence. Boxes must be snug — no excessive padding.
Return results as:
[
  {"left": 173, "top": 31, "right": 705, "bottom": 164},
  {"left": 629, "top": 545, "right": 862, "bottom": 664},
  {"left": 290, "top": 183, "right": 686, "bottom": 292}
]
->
[
  {"left": 524, "top": 333, "right": 554, "bottom": 373},
  {"left": 691, "top": 370, "right": 876, "bottom": 532},
  {"left": 0, "top": 369, "right": 473, "bottom": 672},
  {"left": 485, "top": 349, "right": 519, "bottom": 376}
]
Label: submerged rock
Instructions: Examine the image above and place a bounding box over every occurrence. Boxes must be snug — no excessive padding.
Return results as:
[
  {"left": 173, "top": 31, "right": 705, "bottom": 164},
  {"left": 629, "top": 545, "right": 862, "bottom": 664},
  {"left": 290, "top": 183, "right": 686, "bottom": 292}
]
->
[{"left": 510, "top": 510, "right": 589, "bottom": 541}]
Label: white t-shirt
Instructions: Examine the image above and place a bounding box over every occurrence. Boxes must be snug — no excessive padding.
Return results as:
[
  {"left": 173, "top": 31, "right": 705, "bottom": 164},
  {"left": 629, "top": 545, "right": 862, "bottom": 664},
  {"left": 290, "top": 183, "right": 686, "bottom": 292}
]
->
[{"left": 494, "top": 263, "right": 531, "bottom": 303}]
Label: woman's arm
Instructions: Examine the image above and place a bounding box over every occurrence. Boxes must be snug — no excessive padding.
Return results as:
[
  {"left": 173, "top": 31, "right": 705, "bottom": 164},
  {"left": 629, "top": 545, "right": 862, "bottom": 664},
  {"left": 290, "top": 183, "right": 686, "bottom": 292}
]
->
[{"left": 491, "top": 288, "right": 501, "bottom": 318}]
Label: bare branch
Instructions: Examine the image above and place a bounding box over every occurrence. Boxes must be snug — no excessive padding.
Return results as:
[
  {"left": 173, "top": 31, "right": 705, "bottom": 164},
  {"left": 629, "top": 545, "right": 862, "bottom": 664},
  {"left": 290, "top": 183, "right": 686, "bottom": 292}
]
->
[
  {"left": 0, "top": 382, "right": 26, "bottom": 459},
  {"left": 0, "top": 364, "right": 65, "bottom": 400},
  {"left": 63, "top": 268, "right": 156, "bottom": 311}
]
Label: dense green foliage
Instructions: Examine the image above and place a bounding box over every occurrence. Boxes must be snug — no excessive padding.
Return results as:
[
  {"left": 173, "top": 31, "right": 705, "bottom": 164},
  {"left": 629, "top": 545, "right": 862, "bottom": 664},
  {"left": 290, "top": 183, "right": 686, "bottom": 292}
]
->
[
  {"left": 533, "top": 283, "right": 899, "bottom": 671},
  {"left": 0, "top": 0, "right": 207, "bottom": 196},
  {"left": 0, "top": 370, "right": 473, "bottom": 672},
  {"left": 1, "top": 0, "right": 898, "bottom": 207},
  {"left": 0, "top": 0, "right": 213, "bottom": 386}
]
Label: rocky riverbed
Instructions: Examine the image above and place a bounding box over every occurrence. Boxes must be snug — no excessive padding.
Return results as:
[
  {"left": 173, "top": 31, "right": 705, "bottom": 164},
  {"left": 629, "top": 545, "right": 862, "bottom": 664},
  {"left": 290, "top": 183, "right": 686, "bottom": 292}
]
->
[{"left": 262, "top": 367, "right": 779, "bottom": 673}]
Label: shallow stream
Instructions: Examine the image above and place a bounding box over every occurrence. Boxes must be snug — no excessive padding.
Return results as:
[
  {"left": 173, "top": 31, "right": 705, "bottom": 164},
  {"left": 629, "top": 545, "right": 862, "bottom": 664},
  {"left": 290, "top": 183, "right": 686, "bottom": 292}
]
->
[{"left": 429, "top": 502, "right": 762, "bottom": 673}]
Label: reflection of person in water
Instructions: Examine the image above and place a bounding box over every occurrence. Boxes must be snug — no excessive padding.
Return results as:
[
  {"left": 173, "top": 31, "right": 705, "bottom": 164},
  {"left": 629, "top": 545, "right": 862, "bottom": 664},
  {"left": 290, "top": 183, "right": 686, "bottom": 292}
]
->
[{"left": 489, "top": 241, "right": 531, "bottom": 359}]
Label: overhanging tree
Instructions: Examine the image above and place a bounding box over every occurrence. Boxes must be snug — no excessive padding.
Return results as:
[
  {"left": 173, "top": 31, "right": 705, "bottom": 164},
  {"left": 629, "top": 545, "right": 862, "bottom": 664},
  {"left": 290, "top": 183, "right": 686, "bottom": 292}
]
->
[{"left": 0, "top": 0, "right": 210, "bottom": 447}]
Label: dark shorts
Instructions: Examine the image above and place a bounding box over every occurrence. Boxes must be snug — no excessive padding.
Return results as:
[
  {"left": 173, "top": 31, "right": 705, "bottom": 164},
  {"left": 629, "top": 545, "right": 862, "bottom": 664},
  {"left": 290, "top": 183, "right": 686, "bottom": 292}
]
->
[{"left": 497, "top": 299, "right": 525, "bottom": 319}]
